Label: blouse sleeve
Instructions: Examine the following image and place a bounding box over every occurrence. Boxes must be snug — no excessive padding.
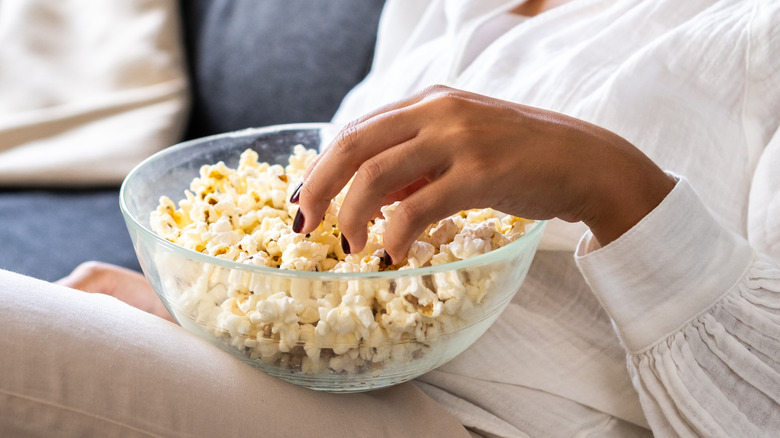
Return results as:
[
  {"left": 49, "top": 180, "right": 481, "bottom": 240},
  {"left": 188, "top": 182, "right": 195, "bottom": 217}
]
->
[{"left": 574, "top": 168, "right": 780, "bottom": 436}]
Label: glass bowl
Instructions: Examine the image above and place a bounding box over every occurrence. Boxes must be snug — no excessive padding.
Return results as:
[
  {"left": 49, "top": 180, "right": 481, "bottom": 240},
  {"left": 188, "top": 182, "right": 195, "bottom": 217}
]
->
[{"left": 120, "top": 123, "right": 545, "bottom": 393}]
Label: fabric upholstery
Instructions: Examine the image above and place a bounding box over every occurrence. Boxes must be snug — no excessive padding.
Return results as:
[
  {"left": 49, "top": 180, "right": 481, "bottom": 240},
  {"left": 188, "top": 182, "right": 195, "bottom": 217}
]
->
[{"left": 181, "top": 0, "right": 384, "bottom": 139}]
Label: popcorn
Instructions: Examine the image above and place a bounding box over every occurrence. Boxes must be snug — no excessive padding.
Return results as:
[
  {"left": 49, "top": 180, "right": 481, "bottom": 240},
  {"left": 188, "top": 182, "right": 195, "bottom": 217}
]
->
[
  {"left": 150, "top": 146, "right": 535, "bottom": 376},
  {"left": 406, "top": 241, "right": 436, "bottom": 269}
]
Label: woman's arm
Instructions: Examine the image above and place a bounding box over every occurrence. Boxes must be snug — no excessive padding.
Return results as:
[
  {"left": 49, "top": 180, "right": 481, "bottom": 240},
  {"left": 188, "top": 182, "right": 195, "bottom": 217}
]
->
[
  {"left": 296, "top": 85, "right": 676, "bottom": 263},
  {"left": 298, "top": 86, "right": 779, "bottom": 436}
]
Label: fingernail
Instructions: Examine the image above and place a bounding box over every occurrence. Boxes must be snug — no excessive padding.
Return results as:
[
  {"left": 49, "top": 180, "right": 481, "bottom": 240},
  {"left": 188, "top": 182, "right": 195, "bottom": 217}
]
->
[
  {"left": 340, "top": 234, "right": 351, "bottom": 254},
  {"left": 292, "top": 209, "right": 305, "bottom": 233},
  {"left": 382, "top": 250, "right": 393, "bottom": 266},
  {"left": 289, "top": 182, "right": 302, "bottom": 204}
]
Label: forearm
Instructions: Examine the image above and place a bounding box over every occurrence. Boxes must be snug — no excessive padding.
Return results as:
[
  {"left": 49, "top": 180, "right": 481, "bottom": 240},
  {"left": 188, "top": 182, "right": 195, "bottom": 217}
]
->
[{"left": 299, "top": 85, "right": 677, "bottom": 261}]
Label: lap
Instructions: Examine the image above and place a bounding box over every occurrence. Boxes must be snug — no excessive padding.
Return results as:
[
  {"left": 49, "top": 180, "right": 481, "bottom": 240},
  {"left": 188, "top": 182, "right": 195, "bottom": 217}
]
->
[{"left": 0, "top": 269, "right": 470, "bottom": 438}]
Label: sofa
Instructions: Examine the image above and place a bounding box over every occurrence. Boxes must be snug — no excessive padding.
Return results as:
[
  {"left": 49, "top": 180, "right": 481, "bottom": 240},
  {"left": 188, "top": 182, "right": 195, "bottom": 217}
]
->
[{"left": 0, "top": 0, "right": 385, "bottom": 282}]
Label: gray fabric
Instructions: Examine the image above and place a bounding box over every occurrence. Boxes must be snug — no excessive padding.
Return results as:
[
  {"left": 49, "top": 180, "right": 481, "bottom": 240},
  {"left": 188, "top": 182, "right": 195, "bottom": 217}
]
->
[
  {"left": 0, "top": 189, "right": 140, "bottom": 281},
  {"left": 182, "top": 0, "right": 385, "bottom": 139}
]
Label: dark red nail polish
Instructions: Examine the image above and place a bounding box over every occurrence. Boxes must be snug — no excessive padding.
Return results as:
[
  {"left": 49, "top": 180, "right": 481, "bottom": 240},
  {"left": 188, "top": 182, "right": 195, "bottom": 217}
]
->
[
  {"left": 383, "top": 250, "right": 393, "bottom": 266},
  {"left": 292, "top": 209, "right": 305, "bottom": 233},
  {"left": 341, "top": 234, "right": 351, "bottom": 254},
  {"left": 289, "top": 182, "right": 302, "bottom": 204}
]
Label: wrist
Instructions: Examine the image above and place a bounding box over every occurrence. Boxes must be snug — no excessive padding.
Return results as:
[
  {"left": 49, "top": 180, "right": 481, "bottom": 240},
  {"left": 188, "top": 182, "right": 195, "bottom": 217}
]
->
[
  {"left": 586, "top": 170, "right": 676, "bottom": 246},
  {"left": 576, "top": 135, "right": 676, "bottom": 246}
]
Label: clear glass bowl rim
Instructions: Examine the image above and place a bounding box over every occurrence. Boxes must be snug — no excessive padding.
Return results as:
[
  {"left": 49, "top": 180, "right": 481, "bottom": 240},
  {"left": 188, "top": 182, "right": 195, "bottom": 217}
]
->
[{"left": 119, "top": 122, "right": 546, "bottom": 281}]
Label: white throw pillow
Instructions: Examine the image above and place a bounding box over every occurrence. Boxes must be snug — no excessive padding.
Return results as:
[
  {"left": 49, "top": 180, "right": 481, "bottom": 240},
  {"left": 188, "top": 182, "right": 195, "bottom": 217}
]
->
[{"left": 0, "top": 0, "right": 189, "bottom": 186}]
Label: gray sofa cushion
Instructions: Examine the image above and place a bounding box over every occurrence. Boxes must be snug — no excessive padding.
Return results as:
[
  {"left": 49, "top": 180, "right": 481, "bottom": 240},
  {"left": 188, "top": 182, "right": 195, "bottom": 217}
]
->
[
  {"left": 1, "top": 0, "right": 385, "bottom": 281},
  {"left": 182, "top": 0, "right": 384, "bottom": 139},
  {"left": 0, "top": 188, "right": 141, "bottom": 281}
]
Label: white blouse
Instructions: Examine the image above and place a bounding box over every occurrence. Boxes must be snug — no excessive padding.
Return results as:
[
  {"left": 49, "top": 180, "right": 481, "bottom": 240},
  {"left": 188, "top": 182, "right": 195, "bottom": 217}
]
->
[{"left": 332, "top": 0, "right": 780, "bottom": 436}]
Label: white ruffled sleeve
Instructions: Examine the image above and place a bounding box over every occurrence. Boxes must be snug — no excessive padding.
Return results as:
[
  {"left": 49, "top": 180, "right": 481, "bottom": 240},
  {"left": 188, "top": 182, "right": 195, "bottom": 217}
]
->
[{"left": 575, "top": 178, "right": 780, "bottom": 437}]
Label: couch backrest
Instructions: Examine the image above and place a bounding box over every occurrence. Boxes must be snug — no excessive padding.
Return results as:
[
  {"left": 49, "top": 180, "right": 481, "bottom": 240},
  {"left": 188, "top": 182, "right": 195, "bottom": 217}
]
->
[{"left": 180, "top": 0, "right": 386, "bottom": 139}]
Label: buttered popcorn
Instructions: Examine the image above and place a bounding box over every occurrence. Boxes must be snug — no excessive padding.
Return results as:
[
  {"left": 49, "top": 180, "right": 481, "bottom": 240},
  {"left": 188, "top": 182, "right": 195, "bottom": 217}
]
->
[{"left": 150, "top": 146, "right": 535, "bottom": 376}]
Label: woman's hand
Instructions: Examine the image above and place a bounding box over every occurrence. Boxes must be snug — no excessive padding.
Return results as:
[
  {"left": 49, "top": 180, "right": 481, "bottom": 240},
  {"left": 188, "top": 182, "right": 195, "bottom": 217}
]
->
[
  {"left": 57, "top": 261, "right": 176, "bottom": 323},
  {"left": 296, "top": 85, "right": 675, "bottom": 262}
]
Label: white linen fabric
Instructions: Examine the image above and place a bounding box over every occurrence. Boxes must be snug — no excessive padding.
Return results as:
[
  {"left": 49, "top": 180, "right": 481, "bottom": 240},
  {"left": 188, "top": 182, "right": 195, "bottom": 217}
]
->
[
  {"left": 0, "top": 0, "right": 189, "bottom": 186},
  {"left": 332, "top": 0, "right": 780, "bottom": 436},
  {"left": 0, "top": 269, "right": 472, "bottom": 438}
]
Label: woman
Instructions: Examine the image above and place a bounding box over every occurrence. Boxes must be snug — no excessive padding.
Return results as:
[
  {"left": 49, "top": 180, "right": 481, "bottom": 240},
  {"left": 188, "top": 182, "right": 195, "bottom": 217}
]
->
[
  {"left": 8, "top": 0, "right": 779, "bottom": 436},
  {"left": 295, "top": 1, "right": 780, "bottom": 436}
]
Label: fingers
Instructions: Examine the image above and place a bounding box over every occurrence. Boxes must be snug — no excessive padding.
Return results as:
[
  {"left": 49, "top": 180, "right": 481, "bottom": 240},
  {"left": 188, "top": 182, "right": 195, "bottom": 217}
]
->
[
  {"left": 296, "top": 103, "right": 430, "bottom": 234},
  {"left": 304, "top": 101, "right": 413, "bottom": 182},
  {"left": 296, "top": 85, "right": 510, "bottom": 261},
  {"left": 336, "top": 136, "right": 451, "bottom": 252},
  {"left": 381, "top": 171, "right": 476, "bottom": 263}
]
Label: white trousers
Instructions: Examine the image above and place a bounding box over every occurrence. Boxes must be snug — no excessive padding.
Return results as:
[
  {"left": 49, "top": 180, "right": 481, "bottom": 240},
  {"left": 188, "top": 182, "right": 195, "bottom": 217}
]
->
[{"left": 0, "top": 269, "right": 471, "bottom": 437}]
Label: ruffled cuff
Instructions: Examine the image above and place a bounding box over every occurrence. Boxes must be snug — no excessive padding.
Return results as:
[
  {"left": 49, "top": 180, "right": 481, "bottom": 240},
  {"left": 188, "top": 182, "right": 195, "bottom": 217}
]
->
[{"left": 575, "top": 177, "right": 754, "bottom": 353}]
